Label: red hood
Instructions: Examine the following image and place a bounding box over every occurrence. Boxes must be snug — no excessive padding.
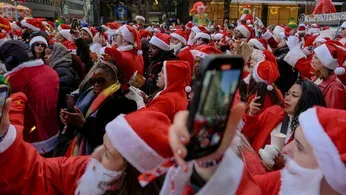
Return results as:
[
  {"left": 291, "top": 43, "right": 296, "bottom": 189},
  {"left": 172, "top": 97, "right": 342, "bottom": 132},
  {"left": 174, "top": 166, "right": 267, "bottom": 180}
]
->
[{"left": 161, "top": 60, "right": 191, "bottom": 95}]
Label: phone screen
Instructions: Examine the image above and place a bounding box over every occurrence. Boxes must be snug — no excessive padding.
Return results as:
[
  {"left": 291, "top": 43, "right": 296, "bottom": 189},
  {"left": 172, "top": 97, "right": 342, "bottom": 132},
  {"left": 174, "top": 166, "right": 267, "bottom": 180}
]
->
[
  {"left": 0, "top": 85, "right": 9, "bottom": 120},
  {"left": 185, "top": 63, "right": 242, "bottom": 160},
  {"left": 66, "top": 94, "right": 76, "bottom": 112}
]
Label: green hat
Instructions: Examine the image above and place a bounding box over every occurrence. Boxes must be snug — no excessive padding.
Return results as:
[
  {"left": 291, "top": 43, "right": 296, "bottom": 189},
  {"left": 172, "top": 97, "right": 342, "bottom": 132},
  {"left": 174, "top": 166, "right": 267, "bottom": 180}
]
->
[{"left": 288, "top": 17, "right": 297, "bottom": 29}]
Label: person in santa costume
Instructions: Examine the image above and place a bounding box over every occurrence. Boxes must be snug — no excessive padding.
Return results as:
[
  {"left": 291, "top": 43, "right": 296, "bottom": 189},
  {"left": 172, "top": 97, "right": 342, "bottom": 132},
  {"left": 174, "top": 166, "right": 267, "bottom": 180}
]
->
[
  {"left": 126, "top": 60, "right": 190, "bottom": 122},
  {"left": 80, "top": 26, "right": 94, "bottom": 46},
  {"left": 0, "top": 100, "right": 173, "bottom": 194},
  {"left": 307, "top": 23, "right": 321, "bottom": 35},
  {"left": 239, "top": 4, "right": 254, "bottom": 25},
  {"left": 187, "top": 25, "right": 209, "bottom": 48},
  {"left": 285, "top": 40, "right": 346, "bottom": 109},
  {"left": 20, "top": 18, "right": 45, "bottom": 43},
  {"left": 234, "top": 23, "right": 254, "bottom": 42},
  {"left": 0, "top": 40, "right": 59, "bottom": 156},
  {"left": 105, "top": 25, "right": 144, "bottom": 86},
  {"left": 165, "top": 104, "right": 346, "bottom": 195},
  {"left": 29, "top": 35, "right": 48, "bottom": 60},
  {"left": 170, "top": 29, "right": 187, "bottom": 55},
  {"left": 105, "top": 22, "right": 121, "bottom": 45},
  {"left": 143, "top": 33, "right": 176, "bottom": 96},
  {"left": 338, "top": 21, "right": 346, "bottom": 47},
  {"left": 135, "top": 15, "right": 146, "bottom": 30},
  {"left": 242, "top": 79, "right": 326, "bottom": 170}
]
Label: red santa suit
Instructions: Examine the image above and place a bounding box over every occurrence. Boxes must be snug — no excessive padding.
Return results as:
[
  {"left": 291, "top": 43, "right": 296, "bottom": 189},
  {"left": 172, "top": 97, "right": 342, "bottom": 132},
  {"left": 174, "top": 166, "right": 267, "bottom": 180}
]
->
[
  {"left": 145, "top": 60, "right": 190, "bottom": 122},
  {"left": 4, "top": 59, "right": 59, "bottom": 154},
  {"left": 105, "top": 25, "right": 144, "bottom": 84}
]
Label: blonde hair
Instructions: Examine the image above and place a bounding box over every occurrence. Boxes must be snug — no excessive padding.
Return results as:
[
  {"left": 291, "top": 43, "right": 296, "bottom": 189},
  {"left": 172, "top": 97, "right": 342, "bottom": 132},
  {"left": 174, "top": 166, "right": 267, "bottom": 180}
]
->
[
  {"left": 233, "top": 41, "right": 252, "bottom": 64},
  {"left": 314, "top": 66, "right": 333, "bottom": 80}
]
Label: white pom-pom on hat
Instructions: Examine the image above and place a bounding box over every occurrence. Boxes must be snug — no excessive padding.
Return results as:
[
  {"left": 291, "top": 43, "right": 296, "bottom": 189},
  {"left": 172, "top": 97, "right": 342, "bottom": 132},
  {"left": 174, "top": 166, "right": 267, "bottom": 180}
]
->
[
  {"left": 267, "top": 85, "right": 273, "bottom": 91},
  {"left": 137, "top": 50, "right": 143, "bottom": 55},
  {"left": 335, "top": 67, "right": 345, "bottom": 75},
  {"left": 185, "top": 86, "right": 192, "bottom": 93}
]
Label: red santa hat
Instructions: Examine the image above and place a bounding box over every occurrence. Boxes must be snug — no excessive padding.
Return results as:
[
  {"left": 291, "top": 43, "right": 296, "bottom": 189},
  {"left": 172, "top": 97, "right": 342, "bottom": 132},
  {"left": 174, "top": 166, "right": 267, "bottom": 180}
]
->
[
  {"left": 163, "top": 60, "right": 192, "bottom": 93},
  {"left": 57, "top": 24, "right": 71, "bottom": 32},
  {"left": 0, "top": 16, "right": 11, "bottom": 33},
  {"left": 118, "top": 25, "right": 142, "bottom": 55},
  {"left": 313, "top": 36, "right": 329, "bottom": 45},
  {"left": 186, "top": 21, "right": 193, "bottom": 29},
  {"left": 297, "top": 24, "right": 306, "bottom": 34},
  {"left": 190, "top": 45, "right": 222, "bottom": 59},
  {"left": 135, "top": 15, "right": 146, "bottom": 22},
  {"left": 298, "top": 106, "right": 346, "bottom": 194},
  {"left": 304, "top": 35, "right": 318, "bottom": 48},
  {"left": 235, "top": 24, "right": 254, "bottom": 39},
  {"left": 252, "top": 60, "right": 280, "bottom": 90},
  {"left": 81, "top": 27, "right": 93, "bottom": 39},
  {"left": 189, "top": 2, "right": 206, "bottom": 15},
  {"left": 191, "top": 25, "right": 208, "bottom": 34},
  {"left": 107, "top": 22, "right": 121, "bottom": 36},
  {"left": 308, "top": 23, "right": 321, "bottom": 35},
  {"left": 21, "top": 18, "right": 45, "bottom": 32},
  {"left": 195, "top": 32, "right": 211, "bottom": 40},
  {"left": 321, "top": 26, "right": 330, "bottom": 31},
  {"left": 106, "top": 111, "right": 173, "bottom": 173},
  {"left": 149, "top": 33, "right": 171, "bottom": 51},
  {"left": 62, "top": 40, "right": 77, "bottom": 55},
  {"left": 314, "top": 41, "right": 346, "bottom": 74},
  {"left": 248, "top": 38, "right": 268, "bottom": 51},
  {"left": 139, "top": 29, "right": 152, "bottom": 39},
  {"left": 243, "top": 4, "right": 251, "bottom": 11},
  {"left": 273, "top": 25, "right": 285, "bottom": 36},
  {"left": 171, "top": 30, "right": 187, "bottom": 45}
]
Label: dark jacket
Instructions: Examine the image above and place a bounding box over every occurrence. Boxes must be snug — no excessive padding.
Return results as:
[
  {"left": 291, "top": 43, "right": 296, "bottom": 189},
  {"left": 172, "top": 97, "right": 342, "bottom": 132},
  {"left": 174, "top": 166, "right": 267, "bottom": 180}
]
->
[
  {"left": 143, "top": 50, "right": 177, "bottom": 96},
  {"left": 141, "top": 38, "right": 151, "bottom": 73},
  {"left": 274, "top": 46, "right": 298, "bottom": 94}
]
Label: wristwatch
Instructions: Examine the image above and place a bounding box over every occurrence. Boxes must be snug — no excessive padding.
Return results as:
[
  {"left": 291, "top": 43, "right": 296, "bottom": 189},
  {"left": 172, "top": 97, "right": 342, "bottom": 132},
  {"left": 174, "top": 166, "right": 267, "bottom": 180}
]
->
[{"left": 0, "top": 132, "right": 7, "bottom": 143}]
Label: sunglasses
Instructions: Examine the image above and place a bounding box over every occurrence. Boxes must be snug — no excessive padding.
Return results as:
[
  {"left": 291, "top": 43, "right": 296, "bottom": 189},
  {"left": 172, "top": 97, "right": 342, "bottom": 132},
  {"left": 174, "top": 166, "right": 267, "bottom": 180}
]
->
[
  {"left": 90, "top": 77, "right": 112, "bottom": 85},
  {"left": 34, "top": 43, "right": 46, "bottom": 47}
]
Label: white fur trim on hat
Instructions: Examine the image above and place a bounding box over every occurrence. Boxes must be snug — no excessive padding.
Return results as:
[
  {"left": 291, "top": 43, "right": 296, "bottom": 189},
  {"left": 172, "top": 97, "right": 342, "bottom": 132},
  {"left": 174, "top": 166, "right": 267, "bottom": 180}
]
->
[
  {"left": 195, "top": 32, "right": 210, "bottom": 40},
  {"left": 150, "top": 36, "right": 171, "bottom": 51},
  {"left": 252, "top": 62, "right": 269, "bottom": 84},
  {"left": 299, "top": 108, "right": 346, "bottom": 195},
  {"left": 59, "top": 29, "right": 73, "bottom": 42},
  {"left": 81, "top": 27, "right": 93, "bottom": 38},
  {"left": 171, "top": 32, "right": 187, "bottom": 45},
  {"left": 284, "top": 46, "right": 306, "bottom": 67},
  {"left": 249, "top": 39, "right": 265, "bottom": 50},
  {"left": 273, "top": 26, "right": 285, "bottom": 36},
  {"left": 145, "top": 26, "right": 154, "bottom": 32},
  {"left": 314, "top": 44, "right": 338, "bottom": 70},
  {"left": 29, "top": 36, "right": 48, "bottom": 47},
  {"left": 21, "top": 20, "right": 41, "bottom": 32},
  {"left": 190, "top": 50, "right": 208, "bottom": 59},
  {"left": 335, "top": 67, "right": 345, "bottom": 75},
  {"left": 236, "top": 25, "right": 250, "bottom": 39},
  {"left": 313, "top": 36, "right": 326, "bottom": 45},
  {"left": 135, "top": 15, "right": 145, "bottom": 22},
  {"left": 213, "top": 33, "right": 223, "bottom": 40},
  {"left": 106, "top": 114, "right": 165, "bottom": 173},
  {"left": 119, "top": 25, "right": 135, "bottom": 44},
  {"left": 341, "top": 21, "right": 346, "bottom": 29},
  {"left": 262, "top": 30, "right": 272, "bottom": 40},
  {"left": 192, "top": 26, "right": 201, "bottom": 33}
]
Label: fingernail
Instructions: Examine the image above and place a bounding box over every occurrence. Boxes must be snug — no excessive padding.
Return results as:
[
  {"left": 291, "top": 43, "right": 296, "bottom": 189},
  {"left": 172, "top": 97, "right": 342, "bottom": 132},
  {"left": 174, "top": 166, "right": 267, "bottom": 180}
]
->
[
  {"left": 180, "top": 136, "right": 187, "bottom": 143},
  {"left": 177, "top": 148, "right": 183, "bottom": 156}
]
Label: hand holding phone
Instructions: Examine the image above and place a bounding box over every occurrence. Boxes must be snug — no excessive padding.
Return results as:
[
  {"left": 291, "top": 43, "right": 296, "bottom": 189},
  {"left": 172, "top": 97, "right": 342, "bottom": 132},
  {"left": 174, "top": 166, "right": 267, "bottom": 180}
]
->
[
  {"left": 184, "top": 55, "right": 245, "bottom": 161},
  {"left": 0, "top": 84, "right": 10, "bottom": 137}
]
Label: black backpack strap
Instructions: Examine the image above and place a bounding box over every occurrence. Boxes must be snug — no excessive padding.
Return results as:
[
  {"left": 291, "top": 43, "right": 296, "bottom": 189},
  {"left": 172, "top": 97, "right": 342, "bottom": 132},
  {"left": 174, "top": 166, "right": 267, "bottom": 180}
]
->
[{"left": 280, "top": 114, "right": 290, "bottom": 135}]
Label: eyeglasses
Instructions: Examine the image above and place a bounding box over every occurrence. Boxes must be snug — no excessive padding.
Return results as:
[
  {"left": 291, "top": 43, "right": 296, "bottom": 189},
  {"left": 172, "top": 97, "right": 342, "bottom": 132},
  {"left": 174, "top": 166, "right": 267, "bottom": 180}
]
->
[
  {"left": 90, "top": 77, "right": 112, "bottom": 85},
  {"left": 34, "top": 43, "right": 46, "bottom": 47}
]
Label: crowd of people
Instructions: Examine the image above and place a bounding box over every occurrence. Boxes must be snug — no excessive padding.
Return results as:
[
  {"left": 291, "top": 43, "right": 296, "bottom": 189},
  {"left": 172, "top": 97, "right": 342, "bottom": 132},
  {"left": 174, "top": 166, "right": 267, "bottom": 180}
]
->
[{"left": 0, "top": 2, "right": 345, "bottom": 195}]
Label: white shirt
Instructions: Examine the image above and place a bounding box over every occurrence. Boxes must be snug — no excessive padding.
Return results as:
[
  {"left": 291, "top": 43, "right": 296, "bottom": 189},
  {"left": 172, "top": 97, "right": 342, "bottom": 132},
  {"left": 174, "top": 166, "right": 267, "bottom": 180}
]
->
[{"left": 314, "top": 78, "right": 323, "bottom": 86}]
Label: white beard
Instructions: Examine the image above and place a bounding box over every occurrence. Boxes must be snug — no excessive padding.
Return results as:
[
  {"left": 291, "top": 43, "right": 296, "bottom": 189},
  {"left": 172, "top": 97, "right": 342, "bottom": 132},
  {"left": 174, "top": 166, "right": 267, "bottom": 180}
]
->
[
  {"left": 75, "top": 158, "right": 122, "bottom": 195},
  {"left": 170, "top": 42, "right": 183, "bottom": 55},
  {"left": 279, "top": 157, "right": 323, "bottom": 195}
]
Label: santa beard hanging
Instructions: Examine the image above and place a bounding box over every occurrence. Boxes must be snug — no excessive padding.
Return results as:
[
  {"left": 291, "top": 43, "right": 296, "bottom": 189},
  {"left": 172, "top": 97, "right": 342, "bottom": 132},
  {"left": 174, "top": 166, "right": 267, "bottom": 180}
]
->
[
  {"left": 75, "top": 158, "right": 123, "bottom": 195},
  {"left": 279, "top": 157, "right": 323, "bottom": 195}
]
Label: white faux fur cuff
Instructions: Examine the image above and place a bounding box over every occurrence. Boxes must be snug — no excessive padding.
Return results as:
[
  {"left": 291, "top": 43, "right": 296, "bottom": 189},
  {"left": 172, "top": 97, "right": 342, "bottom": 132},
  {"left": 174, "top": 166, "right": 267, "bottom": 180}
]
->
[{"left": 283, "top": 46, "right": 306, "bottom": 67}]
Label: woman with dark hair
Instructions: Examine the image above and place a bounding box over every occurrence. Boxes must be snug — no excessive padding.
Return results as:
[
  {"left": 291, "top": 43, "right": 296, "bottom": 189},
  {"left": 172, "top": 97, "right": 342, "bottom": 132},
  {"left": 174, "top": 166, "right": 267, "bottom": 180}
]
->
[
  {"left": 242, "top": 79, "right": 326, "bottom": 169},
  {"left": 29, "top": 36, "right": 47, "bottom": 60},
  {"left": 59, "top": 62, "right": 137, "bottom": 156}
]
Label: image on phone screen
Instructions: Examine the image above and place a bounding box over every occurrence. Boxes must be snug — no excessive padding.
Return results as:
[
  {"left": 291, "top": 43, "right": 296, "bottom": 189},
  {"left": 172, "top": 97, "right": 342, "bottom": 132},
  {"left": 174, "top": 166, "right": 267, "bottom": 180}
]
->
[{"left": 190, "top": 68, "right": 241, "bottom": 151}]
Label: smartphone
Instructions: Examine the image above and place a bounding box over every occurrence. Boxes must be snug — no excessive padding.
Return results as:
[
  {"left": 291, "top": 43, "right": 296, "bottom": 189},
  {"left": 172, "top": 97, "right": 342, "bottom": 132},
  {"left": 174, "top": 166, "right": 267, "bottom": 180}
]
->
[
  {"left": 66, "top": 94, "right": 76, "bottom": 112},
  {"left": 0, "top": 84, "right": 9, "bottom": 121},
  {"left": 185, "top": 55, "right": 244, "bottom": 161},
  {"left": 254, "top": 82, "right": 267, "bottom": 108}
]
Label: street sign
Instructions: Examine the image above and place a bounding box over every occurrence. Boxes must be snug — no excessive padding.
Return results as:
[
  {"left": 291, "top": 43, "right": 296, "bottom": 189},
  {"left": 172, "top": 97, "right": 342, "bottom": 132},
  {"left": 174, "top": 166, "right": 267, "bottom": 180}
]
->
[{"left": 305, "top": 12, "right": 346, "bottom": 23}]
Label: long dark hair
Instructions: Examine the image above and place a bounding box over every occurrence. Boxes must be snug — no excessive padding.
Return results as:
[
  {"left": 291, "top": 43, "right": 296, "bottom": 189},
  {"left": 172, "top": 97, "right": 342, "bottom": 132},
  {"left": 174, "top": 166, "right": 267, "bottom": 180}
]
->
[
  {"left": 30, "top": 43, "right": 46, "bottom": 60},
  {"left": 293, "top": 78, "right": 326, "bottom": 117},
  {"left": 105, "top": 162, "right": 163, "bottom": 195},
  {"left": 240, "top": 75, "right": 282, "bottom": 106}
]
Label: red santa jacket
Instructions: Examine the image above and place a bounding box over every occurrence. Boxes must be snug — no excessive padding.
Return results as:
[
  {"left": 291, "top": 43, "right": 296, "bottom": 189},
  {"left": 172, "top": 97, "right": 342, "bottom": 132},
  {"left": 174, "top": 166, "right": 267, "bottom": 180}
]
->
[
  {"left": 313, "top": 74, "right": 346, "bottom": 109},
  {"left": 4, "top": 59, "right": 59, "bottom": 154},
  {"left": 105, "top": 45, "right": 144, "bottom": 84},
  {"left": 0, "top": 125, "right": 89, "bottom": 195},
  {"left": 177, "top": 46, "right": 194, "bottom": 75},
  {"left": 146, "top": 61, "right": 189, "bottom": 122},
  {"left": 242, "top": 105, "right": 286, "bottom": 152}
]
